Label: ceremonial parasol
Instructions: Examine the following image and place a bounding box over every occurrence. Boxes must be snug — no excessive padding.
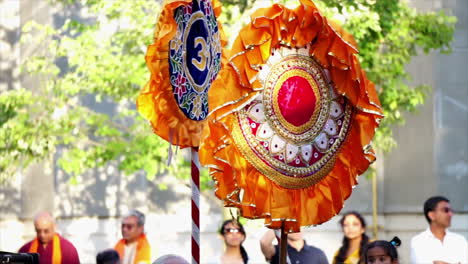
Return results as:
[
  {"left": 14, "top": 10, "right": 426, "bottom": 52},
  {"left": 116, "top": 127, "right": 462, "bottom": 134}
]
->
[
  {"left": 137, "top": 0, "right": 226, "bottom": 263},
  {"left": 199, "top": 0, "right": 383, "bottom": 259}
]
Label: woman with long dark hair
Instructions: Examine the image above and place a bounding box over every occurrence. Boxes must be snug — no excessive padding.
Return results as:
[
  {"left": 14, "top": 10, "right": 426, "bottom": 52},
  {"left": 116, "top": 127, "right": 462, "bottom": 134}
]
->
[
  {"left": 218, "top": 219, "right": 249, "bottom": 264},
  {"left": 333, "top": 211, "right": 370, "bottom": 264}
]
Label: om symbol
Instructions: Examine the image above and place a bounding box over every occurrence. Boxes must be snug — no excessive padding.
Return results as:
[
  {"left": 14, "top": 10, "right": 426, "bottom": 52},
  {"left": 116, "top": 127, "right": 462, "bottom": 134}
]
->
[
  {"left": 191, "top": 37, "right": 209, "bottom": 71},
  {"left": 184, "top": 11, "right": 211, "bottom": 92}
]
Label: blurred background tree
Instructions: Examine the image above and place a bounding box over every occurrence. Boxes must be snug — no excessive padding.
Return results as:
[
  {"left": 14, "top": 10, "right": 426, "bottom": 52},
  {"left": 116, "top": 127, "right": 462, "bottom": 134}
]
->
[{"left": 0, "top": 0, "right": 456, "bottom": 187}]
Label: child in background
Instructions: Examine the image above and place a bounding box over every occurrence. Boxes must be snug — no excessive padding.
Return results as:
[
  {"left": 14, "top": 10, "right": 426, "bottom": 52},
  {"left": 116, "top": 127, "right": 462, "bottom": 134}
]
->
[{"left": 365, "top": 237, "right": 401, "bottom": 264}]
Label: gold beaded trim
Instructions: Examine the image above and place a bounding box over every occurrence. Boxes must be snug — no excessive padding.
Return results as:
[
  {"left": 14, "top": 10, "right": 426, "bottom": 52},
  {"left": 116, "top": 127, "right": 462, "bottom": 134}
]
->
[
  {"left": 231, "top": 101, "right": 353, "bottom": 189},
  {"left": 262, "top": 55, "right": 330, "bottom": 144},
  {"left": 270, "top": 68, "right": 320, "bottom": 134}
]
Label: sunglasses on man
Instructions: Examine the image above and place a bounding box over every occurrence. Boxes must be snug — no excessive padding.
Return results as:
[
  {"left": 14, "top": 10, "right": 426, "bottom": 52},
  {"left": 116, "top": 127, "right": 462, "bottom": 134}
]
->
[
  {"left": 438, "top": 207, "right": 453, "bottom": 213},
  {"left": 122, "top": 224, "right": 137, "bottom": 230}
]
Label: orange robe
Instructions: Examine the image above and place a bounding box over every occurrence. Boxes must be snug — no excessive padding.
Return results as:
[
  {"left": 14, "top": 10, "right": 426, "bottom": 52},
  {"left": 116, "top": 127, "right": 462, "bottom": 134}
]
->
[
  {"left": 19, "top": 233, "right": 80, "bottom": 264},
  {"left": 114, "top": 234, "right": 151, "bottom": 264}
]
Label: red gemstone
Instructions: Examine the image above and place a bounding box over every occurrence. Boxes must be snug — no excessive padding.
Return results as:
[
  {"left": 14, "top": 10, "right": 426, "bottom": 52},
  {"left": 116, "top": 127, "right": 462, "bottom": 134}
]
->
[{"left": 277, "top": 75, "right": 316, "bottom": 126}]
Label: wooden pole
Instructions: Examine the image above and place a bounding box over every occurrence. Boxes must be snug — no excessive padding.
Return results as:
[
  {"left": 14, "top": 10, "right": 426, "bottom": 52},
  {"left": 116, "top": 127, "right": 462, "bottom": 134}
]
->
[
  {"left": 279, "top": 222, "right": 288, "bottom": 264},
  {"left": 372, "top": 171, "right": 378, "bottom": 239}
]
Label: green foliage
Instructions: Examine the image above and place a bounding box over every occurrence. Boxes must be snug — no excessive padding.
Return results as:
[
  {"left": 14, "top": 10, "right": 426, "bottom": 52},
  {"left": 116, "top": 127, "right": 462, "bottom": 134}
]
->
[
  {"left": 331, "top": 1, "right": 456, "bottom": 151},
  {"left": 219, "top": 0, "right": 253, "bottom": 14},
  {"left": 1, "top": 0, "right": 179, "bottom": 185},
  {"left": 0, "top": 0, "right": 456, "bottom": 186}
]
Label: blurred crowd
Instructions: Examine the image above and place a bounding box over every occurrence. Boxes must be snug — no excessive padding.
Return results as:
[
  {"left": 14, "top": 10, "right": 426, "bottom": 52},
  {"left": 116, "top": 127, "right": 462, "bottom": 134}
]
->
[{"left": 12, "top": 195, "right": 467, "bottom": 264}]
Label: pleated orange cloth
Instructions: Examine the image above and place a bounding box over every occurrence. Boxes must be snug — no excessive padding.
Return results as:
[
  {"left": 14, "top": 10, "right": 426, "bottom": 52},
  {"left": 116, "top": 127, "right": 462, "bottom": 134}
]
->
[
  {"left": 137, "top": 0, "right": 227, "bottom": 148},
  {"left": 199, "top": 0, "right": 383, "bottom": 232}
]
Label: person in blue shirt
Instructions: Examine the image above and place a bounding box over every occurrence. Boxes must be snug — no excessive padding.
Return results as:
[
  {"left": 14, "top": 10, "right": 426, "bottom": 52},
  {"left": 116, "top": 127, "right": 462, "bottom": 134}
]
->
[{"left": 260, "top": 229, "right": 328, "bottom": 264}]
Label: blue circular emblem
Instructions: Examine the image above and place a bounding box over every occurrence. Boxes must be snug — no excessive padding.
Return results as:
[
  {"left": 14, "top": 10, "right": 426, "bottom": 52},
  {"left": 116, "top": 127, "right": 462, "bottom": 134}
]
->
[{"left": 169, "top": 0, "right": 222, "bottom": 121}]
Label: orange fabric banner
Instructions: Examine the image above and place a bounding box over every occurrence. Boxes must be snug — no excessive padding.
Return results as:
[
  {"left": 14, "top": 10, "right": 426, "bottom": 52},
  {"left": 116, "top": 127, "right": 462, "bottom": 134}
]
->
[{"left": 199, "top": 0, "right": 383, "bottom": 232}]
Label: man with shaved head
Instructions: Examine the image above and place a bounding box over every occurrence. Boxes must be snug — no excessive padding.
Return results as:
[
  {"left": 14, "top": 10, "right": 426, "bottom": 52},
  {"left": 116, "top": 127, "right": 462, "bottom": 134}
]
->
[{"left": 18, "top": 211, "right": 80, "bottom": 264}]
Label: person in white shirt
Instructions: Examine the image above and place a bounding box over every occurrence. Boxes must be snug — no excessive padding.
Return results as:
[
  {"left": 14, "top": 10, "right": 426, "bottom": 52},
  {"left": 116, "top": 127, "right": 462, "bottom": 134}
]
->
[{"left": 410, "top": 196, "right": 468, "bottom": 264}]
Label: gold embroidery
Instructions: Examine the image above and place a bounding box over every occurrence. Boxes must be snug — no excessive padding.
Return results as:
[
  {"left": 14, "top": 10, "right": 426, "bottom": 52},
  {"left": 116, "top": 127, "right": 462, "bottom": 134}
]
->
[
  {"left": 271, "top": 68, "right": 320, "bottom": 134},
  {"left": 191, "top": 37, "right": 209, "bottom": 72},
  {"left": 231, "top": 102, "right": 353, "bottom": 189},
  {"left": 261, "top": 55, "right": 331, "bottom": 144}
]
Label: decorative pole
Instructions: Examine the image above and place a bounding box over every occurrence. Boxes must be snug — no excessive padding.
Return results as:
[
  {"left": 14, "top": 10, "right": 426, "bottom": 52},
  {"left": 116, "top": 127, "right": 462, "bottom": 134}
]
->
[
  {"left": 372, "top": 170, "right": 378, "bottom": 239},
  {"left": 136, "top": 1, "right": 225, "bottom": 263},
  {"left": 279, "top": 223, "right": 288, "bottom": 264},
  {"left": 191, "top": 148, "right": 201, "bottom": 264}
]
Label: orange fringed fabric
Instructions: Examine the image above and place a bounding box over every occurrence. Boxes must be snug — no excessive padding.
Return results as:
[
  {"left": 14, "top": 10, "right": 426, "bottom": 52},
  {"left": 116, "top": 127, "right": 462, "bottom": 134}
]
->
[
  {"left": 200, "top": 0, "right": 383, "bottom": 232},
  {"left": 137, "top": 0, "right": 227, "bottom": 148}
]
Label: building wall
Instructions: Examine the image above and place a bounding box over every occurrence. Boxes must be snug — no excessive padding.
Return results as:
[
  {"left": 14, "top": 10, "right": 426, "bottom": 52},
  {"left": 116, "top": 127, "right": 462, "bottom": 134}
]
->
[
  {"left": 1, "top": 0, "right": 467, "bottom": 263},
  {"left": 435, "top": 0, "right": 468, "bottom": 211},
  {"left": 383, "top": 0, "right": 468, "bottom": 213},
  {"left": 381, "top": 0, "right": 468, "bottom": 261}
]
